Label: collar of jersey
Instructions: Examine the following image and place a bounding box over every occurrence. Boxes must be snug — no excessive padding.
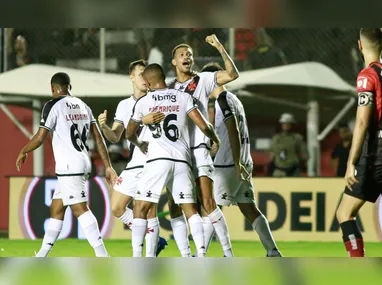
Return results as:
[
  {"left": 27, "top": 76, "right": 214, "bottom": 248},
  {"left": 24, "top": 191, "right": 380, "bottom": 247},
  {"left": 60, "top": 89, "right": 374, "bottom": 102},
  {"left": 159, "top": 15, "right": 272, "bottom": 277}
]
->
[{"left": 175, "top": 73, "right": 196, "bottom": 84}]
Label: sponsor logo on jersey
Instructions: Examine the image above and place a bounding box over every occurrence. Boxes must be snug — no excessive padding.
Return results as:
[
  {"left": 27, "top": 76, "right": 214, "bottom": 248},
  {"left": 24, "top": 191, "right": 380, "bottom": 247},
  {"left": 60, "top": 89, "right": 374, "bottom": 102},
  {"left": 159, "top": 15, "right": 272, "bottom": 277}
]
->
[
  {"left": 152, "top": 93, "right": 177, "bottom": 103},
  {"left": 66, "top": 102, "right": 80, "bottom": 110},
  {"left": 179, "top": 192, "right": 185, "bottom": 199}
]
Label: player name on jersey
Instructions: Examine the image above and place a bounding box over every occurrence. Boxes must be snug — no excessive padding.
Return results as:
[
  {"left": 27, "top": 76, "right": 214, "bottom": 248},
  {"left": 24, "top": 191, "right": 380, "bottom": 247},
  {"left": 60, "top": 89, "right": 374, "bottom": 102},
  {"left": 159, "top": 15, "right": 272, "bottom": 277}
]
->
[
  {"left": 65, "top": 113, "right": 90, "bottom": 121},
  {"left": 149, "top": 105, "right": 180, "bottom": 113}
]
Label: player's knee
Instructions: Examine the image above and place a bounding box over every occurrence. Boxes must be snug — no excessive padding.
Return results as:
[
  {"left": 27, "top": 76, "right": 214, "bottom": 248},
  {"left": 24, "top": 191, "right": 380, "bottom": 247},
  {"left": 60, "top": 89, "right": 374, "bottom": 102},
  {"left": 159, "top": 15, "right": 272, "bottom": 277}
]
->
[
  {"left": 50, "top": 207, "right": 65, "bottom": 220},
  {"left": 147, "top": 204, "right": 157, "bottom": 219},
  {"left": 111, "top": 205, "right": 125, "bottom": 218},
  {"left": 168, "top": 200, "right": 183, "bottom": 218},
  {"left": 201, "top": 197, "right": 216, "bottom": 213},
  {"left": 134, "top": 201, "right": 151, "bottom": 218},
  {"left": 70, "top": 203, "right": 89, "bottom": 218},
  {"left": 336, "top": 207, "right": 354, "bottom": 224}
]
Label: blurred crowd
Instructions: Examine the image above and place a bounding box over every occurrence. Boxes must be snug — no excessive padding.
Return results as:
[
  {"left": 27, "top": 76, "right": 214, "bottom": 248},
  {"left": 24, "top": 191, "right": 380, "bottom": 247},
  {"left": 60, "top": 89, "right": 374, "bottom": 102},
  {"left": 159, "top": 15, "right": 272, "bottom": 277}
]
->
[
  {"left": 5, "top": 28, "right": 357, "bottom": 177},
  {"left": 6, "top": 28, "right": 363, "bottom": 82}
]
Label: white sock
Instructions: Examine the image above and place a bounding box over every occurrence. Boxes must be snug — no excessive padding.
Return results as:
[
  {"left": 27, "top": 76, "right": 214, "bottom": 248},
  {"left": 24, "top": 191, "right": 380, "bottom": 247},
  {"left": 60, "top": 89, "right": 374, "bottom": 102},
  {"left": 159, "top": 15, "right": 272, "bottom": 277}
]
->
[
  {"left": 77, "top": 211, "right": 109, "bottom": 257},
  {"left": 170, "top": 215, "right": 191, "bottom": 257},
  {"left": 132, "top": 218, "right": 148, "bottom": 257},
  {"left": 202, "top": 217, "right": 215, "bottom": 253},
  {"left": 188, "top": 214, "right": 205, "bottom": 257},
  {"left": 252, "top": 214, "right": 278, "bottom": 255},
  {"left": 35, "top": 218, "right": 63, "bottom": 257},
  {"left": 118, "top": 207, "right": 133, "bottom": 229},
  {"left": 209, "top": 207, "right": 233, "bottom": 257},
  {"left": 145, "top": 217, "right": 160, "bottom": 257}
]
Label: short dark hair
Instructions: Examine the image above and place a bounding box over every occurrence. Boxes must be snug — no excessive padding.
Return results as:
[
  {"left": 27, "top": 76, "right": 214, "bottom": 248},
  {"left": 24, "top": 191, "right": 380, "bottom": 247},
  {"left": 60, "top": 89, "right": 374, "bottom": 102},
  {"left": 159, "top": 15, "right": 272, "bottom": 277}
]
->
[
  {"left": 172, "top": 44, "right": 193, "bottom": 58},
  {"left": 143, "top": 63, "right": 166, "bottom": 82},
  {"left": 51, "top": 72, "right": 70, "bottom": 86},
  {"left": 128, "top": 59, "right": 148, "bottom": 75},
  {"left": 360, "top": 28, "right": 382, "bottom": 47},
  {"left": 201, "top": 62, "right": 224, "bottom": 73}
]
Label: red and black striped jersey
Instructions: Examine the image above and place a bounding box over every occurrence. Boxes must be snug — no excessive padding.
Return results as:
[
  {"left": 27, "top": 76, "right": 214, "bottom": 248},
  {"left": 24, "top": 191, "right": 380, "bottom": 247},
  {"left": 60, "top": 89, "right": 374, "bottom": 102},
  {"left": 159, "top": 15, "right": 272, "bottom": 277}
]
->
[{"left": 356, "top": 62, "right": 382, "bottom": 165}]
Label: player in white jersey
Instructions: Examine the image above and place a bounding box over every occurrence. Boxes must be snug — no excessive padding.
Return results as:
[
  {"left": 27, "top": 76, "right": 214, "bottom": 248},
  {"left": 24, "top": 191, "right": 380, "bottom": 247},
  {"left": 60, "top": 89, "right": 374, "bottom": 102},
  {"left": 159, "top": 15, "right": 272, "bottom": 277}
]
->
[
  {"left": 15, "top": 72, "right": 117, "bottom": 257},
  {"left": 126, "top": 64, "right": 221, "bottom": 257},
  {"left": 97, "top": 60, "right": 167, "bottom": 257},
  {"left": 164, "top": 35, "right": 239, "bottom": 257},
  {"left": 202, "top": 63, "right": 282, "bottom": 257}
]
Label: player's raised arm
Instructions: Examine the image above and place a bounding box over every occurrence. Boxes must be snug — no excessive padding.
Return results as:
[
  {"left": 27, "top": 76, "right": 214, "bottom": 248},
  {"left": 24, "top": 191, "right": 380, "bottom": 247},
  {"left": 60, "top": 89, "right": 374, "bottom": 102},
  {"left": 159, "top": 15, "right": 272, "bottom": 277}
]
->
[
  {"left": 205, "top": 34, "right": 239, "bottom": 85},
  {"left": 16, "top": 128, "right": 50, "bottom": 171},
  {"left": 91, "top": 123, "right": 117, "bottom": 185},
  {"left": 98, "top": 109, "right": 124, "bottom": 143}
]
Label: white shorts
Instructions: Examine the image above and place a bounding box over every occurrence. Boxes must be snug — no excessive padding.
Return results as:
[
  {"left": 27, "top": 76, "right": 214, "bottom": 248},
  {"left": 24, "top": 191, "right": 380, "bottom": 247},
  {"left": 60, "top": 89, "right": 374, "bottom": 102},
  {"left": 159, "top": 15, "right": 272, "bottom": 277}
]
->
[
  {"left": 135, "top": 159, "right": 196, "bottom": 204},
  {"left": 191, "top": 148, "right": 214, "bottom": 179},
  {"left": 113, "top": 166, "right": 143, "bottom": 197},
  {"left": 53, "top": 175, "right": 89, "bottom": 206},
  {"left": 213, "top": 165, "right": 255, "bottom": 206}
]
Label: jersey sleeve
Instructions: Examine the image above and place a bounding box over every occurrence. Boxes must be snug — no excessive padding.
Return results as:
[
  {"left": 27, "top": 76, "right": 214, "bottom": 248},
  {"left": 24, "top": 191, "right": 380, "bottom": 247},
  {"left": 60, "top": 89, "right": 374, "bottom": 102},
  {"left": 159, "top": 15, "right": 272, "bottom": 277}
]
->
[
  {"left": 114, "top": 101, "right": 125, "bottom": 126},
  {"left": 185, "top": 93, "right": 198, "bottom": 114},
  {"left": 217, "top": 92, "right": 235, "bottom": 121},
  {"left": 356, "top": 68, "right": 377, "bottom": 107},
  {"left": 200, "top": 72, "right": 219, "bottom": 94},
  {"left": 85, "top": 105, "right": 97, "bottom": 125},
  {"left": 40, "top": 100, "right": 58, "bottom": 131}
]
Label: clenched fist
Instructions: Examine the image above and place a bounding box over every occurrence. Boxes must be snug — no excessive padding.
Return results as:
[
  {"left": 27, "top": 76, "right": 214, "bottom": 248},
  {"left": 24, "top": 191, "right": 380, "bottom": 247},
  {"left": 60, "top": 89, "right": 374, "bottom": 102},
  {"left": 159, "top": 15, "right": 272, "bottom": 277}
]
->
[{"left": 205, "top": 34, "right": 222, "bottom": 48}]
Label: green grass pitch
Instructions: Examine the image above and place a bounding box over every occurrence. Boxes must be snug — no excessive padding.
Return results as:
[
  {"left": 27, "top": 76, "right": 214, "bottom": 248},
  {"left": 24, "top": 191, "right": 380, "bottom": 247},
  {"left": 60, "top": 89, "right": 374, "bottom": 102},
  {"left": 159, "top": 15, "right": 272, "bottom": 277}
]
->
[{"left": 1, "top": 239, "right": 381, "bottom": 257}]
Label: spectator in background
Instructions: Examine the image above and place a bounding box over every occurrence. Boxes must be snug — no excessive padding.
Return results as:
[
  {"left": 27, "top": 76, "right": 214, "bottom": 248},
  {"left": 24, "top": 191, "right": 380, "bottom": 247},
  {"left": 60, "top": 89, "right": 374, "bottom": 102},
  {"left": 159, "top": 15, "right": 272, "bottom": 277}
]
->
[
  {"left": 245, "top": 28, "right": 287, "bottom": 70},
  {"left": 134, "top": 29, "right": 155, "bottom": 60},
  {"left": 331, "top": 123, "right": 352, "bottom": 177},
  {"left": 7, "top": 35, "right": 31, "bottom": 70},
  {"left": 269, "top": 113, "right": 309, "bottom": 177},
  {"left": 107, "top": 144, "right": 126, "bottom": 176}
]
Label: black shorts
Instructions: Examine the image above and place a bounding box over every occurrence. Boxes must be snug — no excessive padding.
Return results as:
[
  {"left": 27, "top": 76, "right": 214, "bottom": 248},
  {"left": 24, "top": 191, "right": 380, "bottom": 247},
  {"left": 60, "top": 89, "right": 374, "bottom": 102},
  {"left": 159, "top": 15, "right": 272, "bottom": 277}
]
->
[{"left": 344, "top": 164, "right": 382, "bottom": 203}]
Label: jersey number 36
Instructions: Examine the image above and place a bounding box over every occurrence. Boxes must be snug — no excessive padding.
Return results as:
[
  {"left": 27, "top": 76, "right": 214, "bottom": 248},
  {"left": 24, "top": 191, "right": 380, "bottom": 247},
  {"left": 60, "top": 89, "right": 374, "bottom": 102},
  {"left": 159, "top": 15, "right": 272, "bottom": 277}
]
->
[{"left": 149, "top": 114, "right": 179, "bottom": 142}]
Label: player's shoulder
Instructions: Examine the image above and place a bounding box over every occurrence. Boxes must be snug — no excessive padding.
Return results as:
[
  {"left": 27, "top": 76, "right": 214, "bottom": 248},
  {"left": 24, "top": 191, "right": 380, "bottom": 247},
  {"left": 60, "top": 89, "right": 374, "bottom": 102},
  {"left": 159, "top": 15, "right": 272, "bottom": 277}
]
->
[
  {"left": 357, "top": 63, "right": 382, "bottom": 79},
  {"left": 42, "top": 96, "right": 66, "bottom": 113},
  {"left": 217, "top": 90, "right": 237, "bottom": 106},
  {"left": 118, "top": 96, "right": 136, "bottom": 109},
  {"left": 197, "top": 71, "right": 215, "bottom": 79},
  {"left": 132, "top": 94, "right": 149, "bottom": 111}
]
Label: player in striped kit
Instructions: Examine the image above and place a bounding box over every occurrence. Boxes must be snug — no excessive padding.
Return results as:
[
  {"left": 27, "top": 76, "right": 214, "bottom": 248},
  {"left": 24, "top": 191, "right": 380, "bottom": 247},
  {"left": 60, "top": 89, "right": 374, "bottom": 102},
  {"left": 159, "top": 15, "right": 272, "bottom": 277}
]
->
[
  {"left": 98, "top": 60, "right": 167, "bottom": 257},
  {"left": 202, "top": 62, "right": 282, "bottom": 257},
  {"left": 163, "top": 34, "right": 239, "bottom": 257},
  {"left": 16, "top": 72, "right": 117, "bottom": 257},
  {"left": 127, "top": 64, "right": 221, "bottom": 257}
]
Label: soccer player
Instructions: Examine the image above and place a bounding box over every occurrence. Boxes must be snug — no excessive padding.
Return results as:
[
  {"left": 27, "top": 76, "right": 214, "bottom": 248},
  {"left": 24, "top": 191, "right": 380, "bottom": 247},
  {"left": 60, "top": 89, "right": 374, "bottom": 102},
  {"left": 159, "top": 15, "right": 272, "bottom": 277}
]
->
[
  {"left": 202, "top": 62, "right": 282, "bottom": 257},
  {"left": 98, "top": 59, "right": 167, "bottom": 257},
  {"left": 336, "top": 28, "right": 382, "bottom": 257},
  {"left": 15, "top": 72, "right": 117, "bottom": 257},
  {"left": 126, "top": 64, "right": 221, "bottom": 258},
  {"left": 166, "top": 34, "right": 239, "bottom": 257}
]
